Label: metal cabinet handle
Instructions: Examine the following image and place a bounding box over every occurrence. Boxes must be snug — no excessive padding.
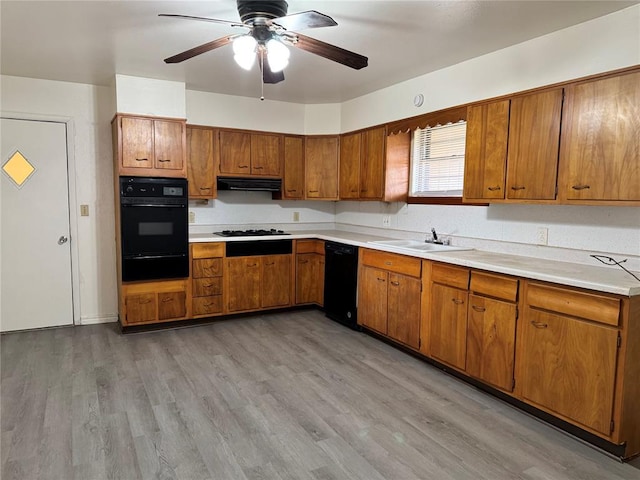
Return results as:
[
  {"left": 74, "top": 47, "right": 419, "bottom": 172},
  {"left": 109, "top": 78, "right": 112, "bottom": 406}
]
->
[
  {"left": 161, "top": 297, "right": 173, "bottom": 303},
  {"left": 308, "top": 190, "right": 319, "bottom": 193},
  {"left": 487, "top": 186, "right": 501, "bottom": 191},
  {"left": 254, "top": 166, "right": 264, "bottom": 170},
  {"left": 377, "top": 277, "right": 386, "bottom": 282},
  {"left": 204, "top": 283, "right": 214, "bottom": 288},
  {"left": 451, "top": 298, "right": 464, "bottom": 305},
  {"left": 135, "top": 158, "right": 148, "bottom": 162},
  {"left": 299, "top": 260, "right": 309, "bottom": 264},
  {"left": 571, "top": 185, "right": 590, "bottom": 190},
  {"left": 360, "top": 189, "right": 368, "bottom": 192},
  {"left": 471, "top": 305, "right": 486, "bottom": 312},
  {"left": 199, "top": 187, "right": 211, "bottom": 191},
  {"left": 390, "top": 281, "right": 400, "bottom": 286},
  {"left": 265, "top": 262, "right": 275, "bottom": 266},
  {"left": 239, "top": 165, "right": 249, "bottom": 168},
  {"left": 248, "top": 263, "right": 258, "bottom": 267},
  {"left": 287, "top": 189, "right": 297, "bottom": 192},
  {"left": 531, "top": 321, "right": 548, "bottom": 329},
  {"left": 58, "top": 235, "right": 69, "bottom": 245},
  {"left": 137, "top": 299, "right": 151, "bottom": 304},
  {"left": 157, "top": 159, "right": 171, "bottom": 163},
  {"left": 384, "top": 261, "right": 392, "bottom": 266},
  {"left": 511, "top": 186, "right": 526, "bottom": 191},
  {"left": 350, "top": 189, "right": 358, "bottom": 193}
]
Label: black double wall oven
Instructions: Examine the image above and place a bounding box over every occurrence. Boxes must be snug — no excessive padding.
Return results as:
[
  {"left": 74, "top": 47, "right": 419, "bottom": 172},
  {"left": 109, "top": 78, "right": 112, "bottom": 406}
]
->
[{"left": 120, "top": 176, "right": 189, "bottom": 282}]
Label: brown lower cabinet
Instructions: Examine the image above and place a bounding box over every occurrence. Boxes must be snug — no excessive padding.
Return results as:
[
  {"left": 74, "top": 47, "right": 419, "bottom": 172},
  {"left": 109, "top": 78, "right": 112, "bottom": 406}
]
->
[
  {"left": 191, "top": 243, "right": 224, "bottom": 317},
  {"left": 358, "top": 249, "right": 422, "bottom": 349},
  {"left": 227, "top": 254, "right": 291, "bottom": 313},
  {"left": 295, "top": 240, "right": 324, "bottom": 306},
  {"left": 120, "top": 279, "right": 189, "bottom": 325}
]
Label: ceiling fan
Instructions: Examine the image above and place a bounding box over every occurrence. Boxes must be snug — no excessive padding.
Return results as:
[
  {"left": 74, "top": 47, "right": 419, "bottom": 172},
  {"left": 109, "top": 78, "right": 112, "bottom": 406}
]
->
[{"left": 160, "top": 0, "right": 368, "bottom": 85}]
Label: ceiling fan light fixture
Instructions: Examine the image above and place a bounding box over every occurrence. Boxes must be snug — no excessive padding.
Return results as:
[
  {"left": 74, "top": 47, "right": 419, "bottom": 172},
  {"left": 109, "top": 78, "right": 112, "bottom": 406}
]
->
[
  {"left": 233, "top": 35, "right": 258, "bottom": 70},
  {"left": 266, "top": 38, "right": 290, "bottom": 72}
]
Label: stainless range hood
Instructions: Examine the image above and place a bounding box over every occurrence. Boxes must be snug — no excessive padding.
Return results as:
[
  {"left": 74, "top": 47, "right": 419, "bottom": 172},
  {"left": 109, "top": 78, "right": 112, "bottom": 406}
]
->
[{"left": 217, "top": 176, "right": 282, "bottom": 192}]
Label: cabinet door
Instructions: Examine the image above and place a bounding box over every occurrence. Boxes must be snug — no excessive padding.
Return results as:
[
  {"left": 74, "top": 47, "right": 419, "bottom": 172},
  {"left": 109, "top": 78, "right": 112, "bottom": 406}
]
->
[
  {"left": 158, "top": 291, "right": 187, "bottom": 320},
  {"left": 262, "top": 255, "right": 291, "bottom": 308},
  {"left": 283, "top": 136, "right": 305, "bottom": 199},
  {"left": 506, "top": 89, "right": 563, "bottom": 200},
  {"left": 559, "top": 71, "right": 640, "bottom": 201},
  {"left": 519, "top": 309, "right": 618, "bottom": 435},
  {"left": 359, "top": 266, "right": 388, "bottom": 334},
  {"left": 339, "top": 132, "right": 361, "bottom": 199},
  {"left": 124, "top": 293, "right": 156, "bottom": 324},
  {"left": 360, "top": 127, "right": 386, "bottom": 199},
  {"left": 466, "top": 294, "right": 516, "bottom": 392},
  {"left": 463, "top": 101, "right": 509, "bottom": 200},
  {"left": 387, "top": 273, "right": 421, "bottom": 349},
  {"left": 251, "top": 133, "right": 281, "bottom": 176},
  {"left": 121, "top": 117, "right": 153, "bottom": 169},
  {"left": 430, "top": 284, "right": 468, "bottom": 370},
  {"left": 296, "top": 253, "right": 322, "bottom": 305},
  {"left": 187, "top": 127, "right": 215, "bottom": 198},
  {"left": 227, "top": 257, "right": 261, "bottom": 312},
  {"left": 305, "top": 136, "right": 339, "bottom": 199},
  {"left": 154, "top": 120, "right": 185, "bottom": 171},
  {"left": 219, "top": 130, "right": 251, "bottom": 175}
]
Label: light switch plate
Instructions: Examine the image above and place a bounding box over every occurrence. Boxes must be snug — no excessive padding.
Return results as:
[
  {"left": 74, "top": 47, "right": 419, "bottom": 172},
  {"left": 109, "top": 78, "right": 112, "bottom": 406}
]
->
[{"left": 80, "top": 204, "right": 89, "bottom": 216}]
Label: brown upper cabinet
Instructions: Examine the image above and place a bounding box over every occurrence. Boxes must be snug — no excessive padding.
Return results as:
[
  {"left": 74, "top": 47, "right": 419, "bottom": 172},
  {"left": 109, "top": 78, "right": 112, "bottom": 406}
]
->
[
  {"left": 305, "top": 136, "right": 339, "bottom": 200},
  {"left": 506, "top": 88, "right": 563, "bottom": 200},
  {"left": 340, "top": 126, "right": 410, "bottom": 201},
  {"left": 219, "top": 129, "right": 282, "bottom": 177},
  {"left": 282, "top": 135, "right": 305, "bottom": 199},
  {"left": 558, "top": 70, "right": 640, "bottom": 203},
  {"left": 187, "top": 126, "right": 217, "bottom": 199},
  {"left": 113, "top": 114, "right": 187, "bottom": 178},
  {"left": 463, "top": 100, "right": 510, "bottom": 201}
]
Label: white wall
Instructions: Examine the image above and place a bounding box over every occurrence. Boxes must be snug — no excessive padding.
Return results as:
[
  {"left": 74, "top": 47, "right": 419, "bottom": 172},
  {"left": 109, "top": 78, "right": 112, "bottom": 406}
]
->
[
  {"left": 336, "top": 5, "right": 640, "bottom": 263},
  {"left": 115, "top": 75, "right": 186, "bottom": 118},
  {"left": 1, "top": 75, "right": 118, "bottom": 324}
]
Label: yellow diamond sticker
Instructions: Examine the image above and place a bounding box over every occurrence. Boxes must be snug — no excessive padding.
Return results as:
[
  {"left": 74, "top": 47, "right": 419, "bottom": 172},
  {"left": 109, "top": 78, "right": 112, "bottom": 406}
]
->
[{"left": 3, "top": 151, "right": 36, "bottom": 187}]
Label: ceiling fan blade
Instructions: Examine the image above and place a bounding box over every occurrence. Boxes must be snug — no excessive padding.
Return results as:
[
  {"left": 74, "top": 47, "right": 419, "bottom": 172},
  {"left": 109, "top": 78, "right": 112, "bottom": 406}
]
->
[
  {"left": 164, "top": 35, "right": 237, "bottom": 64},
  {"left": 159, "top": 14, "right": 247, "bottom": 29},
  {"left": 259, "top": 52, "right": 285, "bottom": 84},
  {"left": 271, "top": 10, "right": 337, "bottom": 31},
  {"left": 293, "top": 33, "right": 368, "bottom": 70}
]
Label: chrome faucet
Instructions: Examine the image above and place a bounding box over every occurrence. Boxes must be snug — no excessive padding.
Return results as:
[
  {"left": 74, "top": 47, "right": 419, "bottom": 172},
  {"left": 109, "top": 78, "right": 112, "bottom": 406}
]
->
[{"left": 426, "top": 228, "right": 449, "bottom": 245}]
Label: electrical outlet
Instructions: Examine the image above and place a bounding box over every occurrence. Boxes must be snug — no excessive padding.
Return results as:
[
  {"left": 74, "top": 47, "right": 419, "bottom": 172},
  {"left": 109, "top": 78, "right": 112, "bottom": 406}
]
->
[
  {"left": 536, "top": 227, "right": 548, "bottom": 245},
  {"left": 80, "top": 204, "right": 89, "bottom": 216},
  {"left": 382, "top": 215, "right": 391, "bottom": 228},
  {"left": 189, "top": 211, "right": 196, "bottom": 224},
  {"left": 293, "top": 211, "right": 300, "bottom": 222}
]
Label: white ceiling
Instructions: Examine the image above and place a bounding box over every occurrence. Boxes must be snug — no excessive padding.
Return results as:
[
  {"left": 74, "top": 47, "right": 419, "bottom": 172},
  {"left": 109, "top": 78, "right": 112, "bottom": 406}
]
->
[{"left": 1, "top": 1, "right": 636, "bottom": 104}]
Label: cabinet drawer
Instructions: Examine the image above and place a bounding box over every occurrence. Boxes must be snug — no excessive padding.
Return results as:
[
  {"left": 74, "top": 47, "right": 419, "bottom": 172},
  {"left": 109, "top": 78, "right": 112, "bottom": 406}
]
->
[
  {"left": 527, "top": 282, "right": 620, "bottom": 326},
  {"left": 361, "top": 249, "right": 421, "bottom": 277},
  {"left": 125, "top": 293, "right": 156, "bottom": 324},
  {"left": 192, "top": 243, "right": 224, "bottom": 259},
  {"left": 157, "top": 291, "right": 187, "bottom": 320},
  {"left": 193, "top": 295, "right": 222, "bottom": 316},
  {"left": 193, "top": 277, "right": 222, "bottom": 297},
  {"left": 296, "top": 239, "right": 324, "bottom": 254},
  {"left": 432, "top": 263, "right": 469, "bottom": 289},
  {"left": 193, "top": 258, "right": 223, "bottom": 278},
  {"left": 470, "top": 271, "right": 518, "bottom": 302}
]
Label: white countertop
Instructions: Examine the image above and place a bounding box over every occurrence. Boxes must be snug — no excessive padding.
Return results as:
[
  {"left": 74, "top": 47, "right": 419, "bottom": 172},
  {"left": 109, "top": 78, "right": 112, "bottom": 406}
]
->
[{"left": 190, "top": 229, "right": 640, "bottom": 296}]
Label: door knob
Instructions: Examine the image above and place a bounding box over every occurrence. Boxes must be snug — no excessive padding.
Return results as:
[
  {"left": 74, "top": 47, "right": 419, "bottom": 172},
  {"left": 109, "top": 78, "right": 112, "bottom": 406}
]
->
[{"left": 58, "top": 235, "right": 68, "bottom": 245}]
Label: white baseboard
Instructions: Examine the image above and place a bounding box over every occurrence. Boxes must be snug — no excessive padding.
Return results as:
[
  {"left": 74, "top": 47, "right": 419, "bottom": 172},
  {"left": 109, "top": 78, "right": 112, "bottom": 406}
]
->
[{"left": 78, "top": 314, "right": 118, "bottom": 325}]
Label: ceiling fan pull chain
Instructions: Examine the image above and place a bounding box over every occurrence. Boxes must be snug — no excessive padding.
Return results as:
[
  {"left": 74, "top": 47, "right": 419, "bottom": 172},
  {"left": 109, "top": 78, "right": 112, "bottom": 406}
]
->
[{"left": 260, "top": 50, "right": 265, "bottom": 101}]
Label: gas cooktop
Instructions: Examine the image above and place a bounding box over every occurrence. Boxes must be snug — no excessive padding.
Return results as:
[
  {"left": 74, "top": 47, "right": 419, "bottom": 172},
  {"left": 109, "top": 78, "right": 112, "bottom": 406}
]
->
[{"left": 214, "top": 229, "right": 290, "bottom": 237}]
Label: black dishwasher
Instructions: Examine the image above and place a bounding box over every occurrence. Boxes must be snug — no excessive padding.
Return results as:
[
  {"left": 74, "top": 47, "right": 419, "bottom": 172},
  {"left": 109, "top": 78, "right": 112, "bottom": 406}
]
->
[{"left": 324, "top": 241, "right": 359, "bottom": 330}]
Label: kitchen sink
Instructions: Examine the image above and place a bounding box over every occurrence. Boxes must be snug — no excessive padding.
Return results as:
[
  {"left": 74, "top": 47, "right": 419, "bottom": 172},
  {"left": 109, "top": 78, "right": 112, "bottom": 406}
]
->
[{"left": 368, "top": 239, "right": 472, "bottom": 252}]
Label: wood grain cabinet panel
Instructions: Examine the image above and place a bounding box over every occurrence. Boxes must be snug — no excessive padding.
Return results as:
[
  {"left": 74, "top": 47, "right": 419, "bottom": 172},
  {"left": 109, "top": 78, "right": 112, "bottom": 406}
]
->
[
  {"left": 518, "top": 308, "right": 618, "bottom": 436},
  {"left": 124, "top": 293, "right": 156, "bottom": 324},
  {"left": 191, "top": 243, "right": 224, "bottom": 318},
  {"left": 193, "top": 258, "right": 222, "bottom": 278},
  {"left": 559, "top": 70, "right": 640, "bottom": 202},
  {"left": 219, "top": 130, "right": 251, "bottom": 175},
  {"left": 359, "top": 127, "right": 386, "bottom": 199},
  {"left": 251, "top": 133, "right": 281, "bottom": 176},
  {"left": 305, "top": 136, "right": 339, "bottom": 199},
  {"left": 506, "top": 89, "right": 563, "bottom": 200},
  {"left": 466, "top": 294, "right": 516, "bottom": 392},
  {"left": 227, "top": 257, "right": 261, "bottom": 312},
  {"left": 359, "top": 266, "right": 389, "bottom": 335},
  {"left": 187, "top": 126, "right": 216, "bottom": 199},
  {"left": 193, "top": 277, "right": 222, "bottom": 297},
  {"left": 193, "top": 296, "right": 223, "bottom": 316},
  {"left": 430, "top": 283, "right": 468, "bottom": 370},
  {"left": 387, "top": 273, "right": 421, "bottom": 349},
  {"left": 283, "top": 136, "right": 305, "bottom": 199},
  {"left": 463, "top": 100, "right": 510, "bottom": 200},
  {"left": 120, "top": 279, "right": 189, "bottom": 326},
  {"left": 158, "top": 291, "right": 187, "bottom": 320},
  {"left": 339, "top": 132, "right": 361, "bottom": 199},
  {"left": 261, "top": 255, "right": 291, "bottom": 308},
  {"left": 115, "top": 115, "right": 186, "bottom": 177},
  {"left": 295, "top": 242, "right": 324, "bottom": 306}
]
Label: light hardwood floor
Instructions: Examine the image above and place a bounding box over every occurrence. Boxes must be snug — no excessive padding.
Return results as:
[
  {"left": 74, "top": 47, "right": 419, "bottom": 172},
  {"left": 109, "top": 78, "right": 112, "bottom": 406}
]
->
[{"left": 2, "top": 310, "right": 639, "bottom": 480}]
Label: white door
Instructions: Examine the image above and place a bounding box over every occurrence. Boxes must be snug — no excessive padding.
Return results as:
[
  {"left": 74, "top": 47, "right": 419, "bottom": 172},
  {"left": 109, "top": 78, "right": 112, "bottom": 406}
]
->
[{"left": 1, "top": 118, "right": 74, "bottom": 332}]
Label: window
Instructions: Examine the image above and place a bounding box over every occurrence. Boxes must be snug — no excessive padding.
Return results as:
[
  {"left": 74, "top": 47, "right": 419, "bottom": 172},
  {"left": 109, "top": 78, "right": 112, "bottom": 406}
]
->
[{"left": 409, "top": 121, "right": 467, "bottom": 198}]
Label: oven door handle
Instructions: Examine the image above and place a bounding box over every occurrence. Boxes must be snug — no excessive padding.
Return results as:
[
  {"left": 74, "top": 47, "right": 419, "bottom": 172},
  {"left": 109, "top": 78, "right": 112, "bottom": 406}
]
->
[
  {"left": 121, "top": 203, "right": 186, "bottom": 208},
  {"left": 123, "top": 254, "right": 187, "bottom": 260}
]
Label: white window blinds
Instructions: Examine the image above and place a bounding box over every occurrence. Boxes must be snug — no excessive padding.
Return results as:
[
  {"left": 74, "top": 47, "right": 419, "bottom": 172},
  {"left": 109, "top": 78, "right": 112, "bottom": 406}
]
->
[{"left": 410, "top": 121, "right": 467, "bottom": 197}]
